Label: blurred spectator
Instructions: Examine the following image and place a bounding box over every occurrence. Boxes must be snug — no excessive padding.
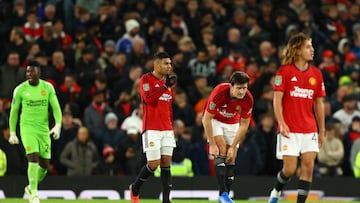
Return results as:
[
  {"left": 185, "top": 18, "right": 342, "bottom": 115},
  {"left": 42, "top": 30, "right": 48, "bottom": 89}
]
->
[
  {"left": 0, "top": 125, "right": 27, "bottom": 175},
  {"left": 126, "top": 37, "right": 148, "bottom": 68},
  {"left": 333, "top": 94, "right": 360, "bottom": 130},
  {"left": 318, "top": 122, "right": 344, "bottom": 177},
  {"left": 173, "top": 89, "right": 195, "bottom": 127},
  {"left": 83, "top": 89, "right": 112, "bottom": 136},
  {"left": 98, "top": 40, "right": 116, "bottom": 70},
  {"left": 253, "top": 85, "right": 274, "bottom": 122},
  {"left": 2, "top": 26, "right": 28, "bottom": 64},
  {"left": 60, "top": 126, "right": 99, "bottom": 176},
  {"left": 52, "top": 18, "right": 73, "bottom": 53},
  {"left": 57, "top": 74, "right": 82, "bottom": 113},
  {"left": 245, "top": 61, "right": 260, "bottom": 87},
  {"left": 187, "top": 48, "right": 216, "bottom": 86},
  {"left": 22, "top": 42, "right": 40, "bottom": 68},
  {"left": 115, "top": 19, "right": 146, "bottom": 54},
  {"left": 97, "top": 112, "right": 123, "bottom": 176},
  {"left": 116, "top": 127, "right": 144, "bottom": 175},
  {"left": 235, "top": 131, "right": 263, "bottom": 175},
  {"left": 74, "top": 45, "right": 102, "bottom": 90},
  {"left": 50, "top": 51, "right": 71, "bottom": 87},
  {"left": 255, "top": 40, "right": 278, "bottom": 72},
  {"left": 162, "top": 27, "right": 184, "bottom": 56},
  {"left": 0, "top": 52, "right": 26, "bottom": 105},
  {"left": 51, "top": 109, "right": 81, "bottom": 175},
  {"left": 173, "top": 119, "right": 192, "bottom": 159},
  {"left": 22, "top": 10, "right": 43, "bottom": 42},
  {"left": 217, "top": 43, "right": 247, "bottom": 74},
  {"left": 36, "top": 22, "right": 60, "bottom": 59},
  {"left": 343, "top": 116, "right": 360, "bottom": 176},
  {"left": 121, "top": 102, "right": 142, "bottom": 134},
  {"left": 105, "top": 53, "right": 128, "bottom": 90},
  {"left": 250, "top": 113, "right": 280, "bottom": 176},
  {"left": 112, "top": 65, "right": 143, "bottom": 105},
  {"left": 76, "top": 0, "right": 103, "bottom": 18}
]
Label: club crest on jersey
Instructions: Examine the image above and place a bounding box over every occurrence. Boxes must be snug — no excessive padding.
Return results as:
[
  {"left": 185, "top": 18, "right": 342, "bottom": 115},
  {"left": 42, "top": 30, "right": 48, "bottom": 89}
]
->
[
  {"left": 275, "top": 76, "right": 282, "bottom": 86},
  {"left": 209, "top": 102, "right": 216, "bottom": 110},
  {"left": 282, "top": 144, "right": 288, "bottom": 151},
  {"left": 143, "top": 83, "right": 150, "bottom": 91},
  {"left": 309, "top": 77, "right": 316, "bottom": 86},
  {"left": 236, "top": 105, "right": 241, "bottom": 111},
  {"left": 41, "top": 90, "right": 46, "bottom": 96}
]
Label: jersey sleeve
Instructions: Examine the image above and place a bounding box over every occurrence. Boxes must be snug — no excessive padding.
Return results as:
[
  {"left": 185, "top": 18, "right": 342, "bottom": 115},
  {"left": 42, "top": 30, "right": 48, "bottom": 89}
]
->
[
  {"left": 241, "top": 91, "right": 254, "bottom": 119},
  {"left": 47, "top": 83, "right": 62, "bottom": 124},
  {"left": 139, "top": 74, "right": 167, "bottom": 104},
  {"left": 273, "top": 66, "right": 286, "bottom": 92},
  {"left": 314, "top": 69, "right": 326, "bottom": 98},
  {"left": 9, "top": 85, "right": 22, "bottom": 132},
  {"left": 205, "top": 87, "right": 222, "bottom": 115}
]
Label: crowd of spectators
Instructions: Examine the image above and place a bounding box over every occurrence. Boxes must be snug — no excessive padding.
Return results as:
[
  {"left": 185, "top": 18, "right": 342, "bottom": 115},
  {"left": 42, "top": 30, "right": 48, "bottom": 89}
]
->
[{"left": 1, "top": 0, "right": 360, "bottom": 178}]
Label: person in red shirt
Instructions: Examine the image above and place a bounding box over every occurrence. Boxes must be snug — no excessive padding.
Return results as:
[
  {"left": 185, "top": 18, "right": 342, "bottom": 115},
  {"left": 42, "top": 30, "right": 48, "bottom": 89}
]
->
[
  {"left": 202, "top": 71, "right": 254, "bottom": 203},
  {"left": 268, "top": 33, "right": 326, "bottom": 203},
  {"left": 129, "top": 52, "right": 177, "bottom": 203}
]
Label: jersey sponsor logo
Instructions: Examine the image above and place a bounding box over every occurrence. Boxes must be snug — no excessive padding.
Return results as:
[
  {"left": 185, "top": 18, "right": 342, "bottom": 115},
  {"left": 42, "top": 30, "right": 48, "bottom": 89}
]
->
[
  {"left": 290, "top": 86, "right": 314, "bottom": 99},
  {"left": 143, "top": 83, "right": 150, "bottom": 91},
  {"left": 291, "top": 76, "right": 298, "bottom": 82},
  {"left": 219, "top": 109, "right": 236, "bottom": 118},
  {"left": 309, "top": 77, "right": 316, "bottom": 86},
  {"left": 275, "top": 75, "right": 282, "bottom": 86},
  {"left": 209, "top": 102, "right": 216, "bottom": 110},
  {"left": 159, "top": 93, "right": 172, "bottom": 101},
  {"left": 26, "top": 99, "right": 48, "bottom": 107},
  {"left": 41, "top": 90, "right": 46, "bottom": 96}
]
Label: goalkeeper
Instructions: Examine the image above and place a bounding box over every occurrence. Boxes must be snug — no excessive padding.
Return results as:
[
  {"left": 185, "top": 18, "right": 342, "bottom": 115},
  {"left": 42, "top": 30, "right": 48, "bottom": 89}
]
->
[{"left": 8, "top": 61, "right": 62, "bottom": 203}]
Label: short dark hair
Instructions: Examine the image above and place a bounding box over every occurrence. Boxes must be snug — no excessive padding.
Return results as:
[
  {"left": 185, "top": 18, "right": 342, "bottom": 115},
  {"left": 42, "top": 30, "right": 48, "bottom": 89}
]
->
[
  {"left": 27, "top": 60, "right": 40, "bottom": 67},
  {"left": 153, "top": 52, "right": 171, "bottom": 60},
  {"left": 229, "top": 71, "right": 250, "bottom": 85}
]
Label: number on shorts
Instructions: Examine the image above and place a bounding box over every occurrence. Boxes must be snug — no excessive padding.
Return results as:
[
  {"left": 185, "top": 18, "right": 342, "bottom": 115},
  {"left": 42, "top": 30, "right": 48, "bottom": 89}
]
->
[{"left": 312, "top": 133, "right": 317, "bottom": 143}]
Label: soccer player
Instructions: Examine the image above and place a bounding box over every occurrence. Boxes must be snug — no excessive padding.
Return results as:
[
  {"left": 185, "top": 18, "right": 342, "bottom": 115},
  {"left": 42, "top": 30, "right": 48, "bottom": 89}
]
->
[
  {"left": 202, "top": 71, "right": 254, "bottom": 203},
  {"left": 267, "top": 32, "right": 325, "bottom": 203},
  {"left": 8, "top": 61, "right": 62, "bottom": 203},
  {"left": 129, "top": 52, "right": 177, "bottom": 203}
]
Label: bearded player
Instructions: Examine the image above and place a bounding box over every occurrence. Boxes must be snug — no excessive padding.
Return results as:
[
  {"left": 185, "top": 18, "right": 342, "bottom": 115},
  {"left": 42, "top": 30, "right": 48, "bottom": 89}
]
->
[{"left": 202, "top": 71, "right": 254, "bottom": 203}]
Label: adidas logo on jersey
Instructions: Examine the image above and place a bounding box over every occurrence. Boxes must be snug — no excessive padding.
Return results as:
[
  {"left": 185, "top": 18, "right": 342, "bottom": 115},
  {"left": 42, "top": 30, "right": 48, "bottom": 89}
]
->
[{"left": 291, "top": 76, "right": 298, "bottom": 82}]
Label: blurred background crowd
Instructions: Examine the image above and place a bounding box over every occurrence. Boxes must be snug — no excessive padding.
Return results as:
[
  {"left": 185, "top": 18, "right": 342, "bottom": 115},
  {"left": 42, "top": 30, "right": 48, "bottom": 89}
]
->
[{"left": 0, "top": 0, "right": 360, "bottom": 178}]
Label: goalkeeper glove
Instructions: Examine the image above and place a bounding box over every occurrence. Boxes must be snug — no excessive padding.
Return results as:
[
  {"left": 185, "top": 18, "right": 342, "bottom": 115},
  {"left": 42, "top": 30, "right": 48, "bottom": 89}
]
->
[
  {"left": 50, "top": 124, "right": 61, "bottom": 140},
  {"left": 164, "top": 74, "right": 177, "bottom": 88},
  {"left": 8, "top": 132, "right": 19, "bottom": 144}
]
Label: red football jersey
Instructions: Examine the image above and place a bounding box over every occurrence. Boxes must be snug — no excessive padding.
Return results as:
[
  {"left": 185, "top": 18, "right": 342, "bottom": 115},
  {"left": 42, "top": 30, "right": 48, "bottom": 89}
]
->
[
  {"left": 273, "top": 64, "right": 326, "bottom": 133},
  {"left": 139, "top": 73, "right": 173, "bottom": 131},
  {"left": 204, "top": 83, "right": 254, "bottom": 124}
]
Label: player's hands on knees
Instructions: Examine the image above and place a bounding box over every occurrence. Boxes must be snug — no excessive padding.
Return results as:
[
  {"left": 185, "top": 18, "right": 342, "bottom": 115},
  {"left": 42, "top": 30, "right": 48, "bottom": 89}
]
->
[
  {"left": 209, "top": 143, "right": 219, "bottom": 157},
  {"left": 226, "top": 147, "right": 235, "bottom": 162},
  {"left": 8, "top": 132, "right": 19, "bottom": 144},
  {"left": 164, "top": 74, "right": 177, "bottom": 88},
  {"left": 50, "top": 124, "right": 61, "bottom": 140}
]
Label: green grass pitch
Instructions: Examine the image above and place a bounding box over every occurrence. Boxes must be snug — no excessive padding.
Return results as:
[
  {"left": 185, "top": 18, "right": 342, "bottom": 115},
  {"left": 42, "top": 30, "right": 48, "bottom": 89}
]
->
[{"left": 2, "top": 199, "right": 360, "bottom": 203}]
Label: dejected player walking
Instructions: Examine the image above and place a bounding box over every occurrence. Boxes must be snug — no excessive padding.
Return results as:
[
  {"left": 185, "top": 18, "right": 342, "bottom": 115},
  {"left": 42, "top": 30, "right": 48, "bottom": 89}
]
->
[
  {"left": 202, "top": 71, "right": 254, "bottom": 203},
  {"left": 267, "top": 32, "right": 326, "bottom": 203},
  {"left": 129, "top": 52, "right": 177, "bottom": 203},
  {"left": 8, "top": 61, "right": 62, "bottom": 203}
]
